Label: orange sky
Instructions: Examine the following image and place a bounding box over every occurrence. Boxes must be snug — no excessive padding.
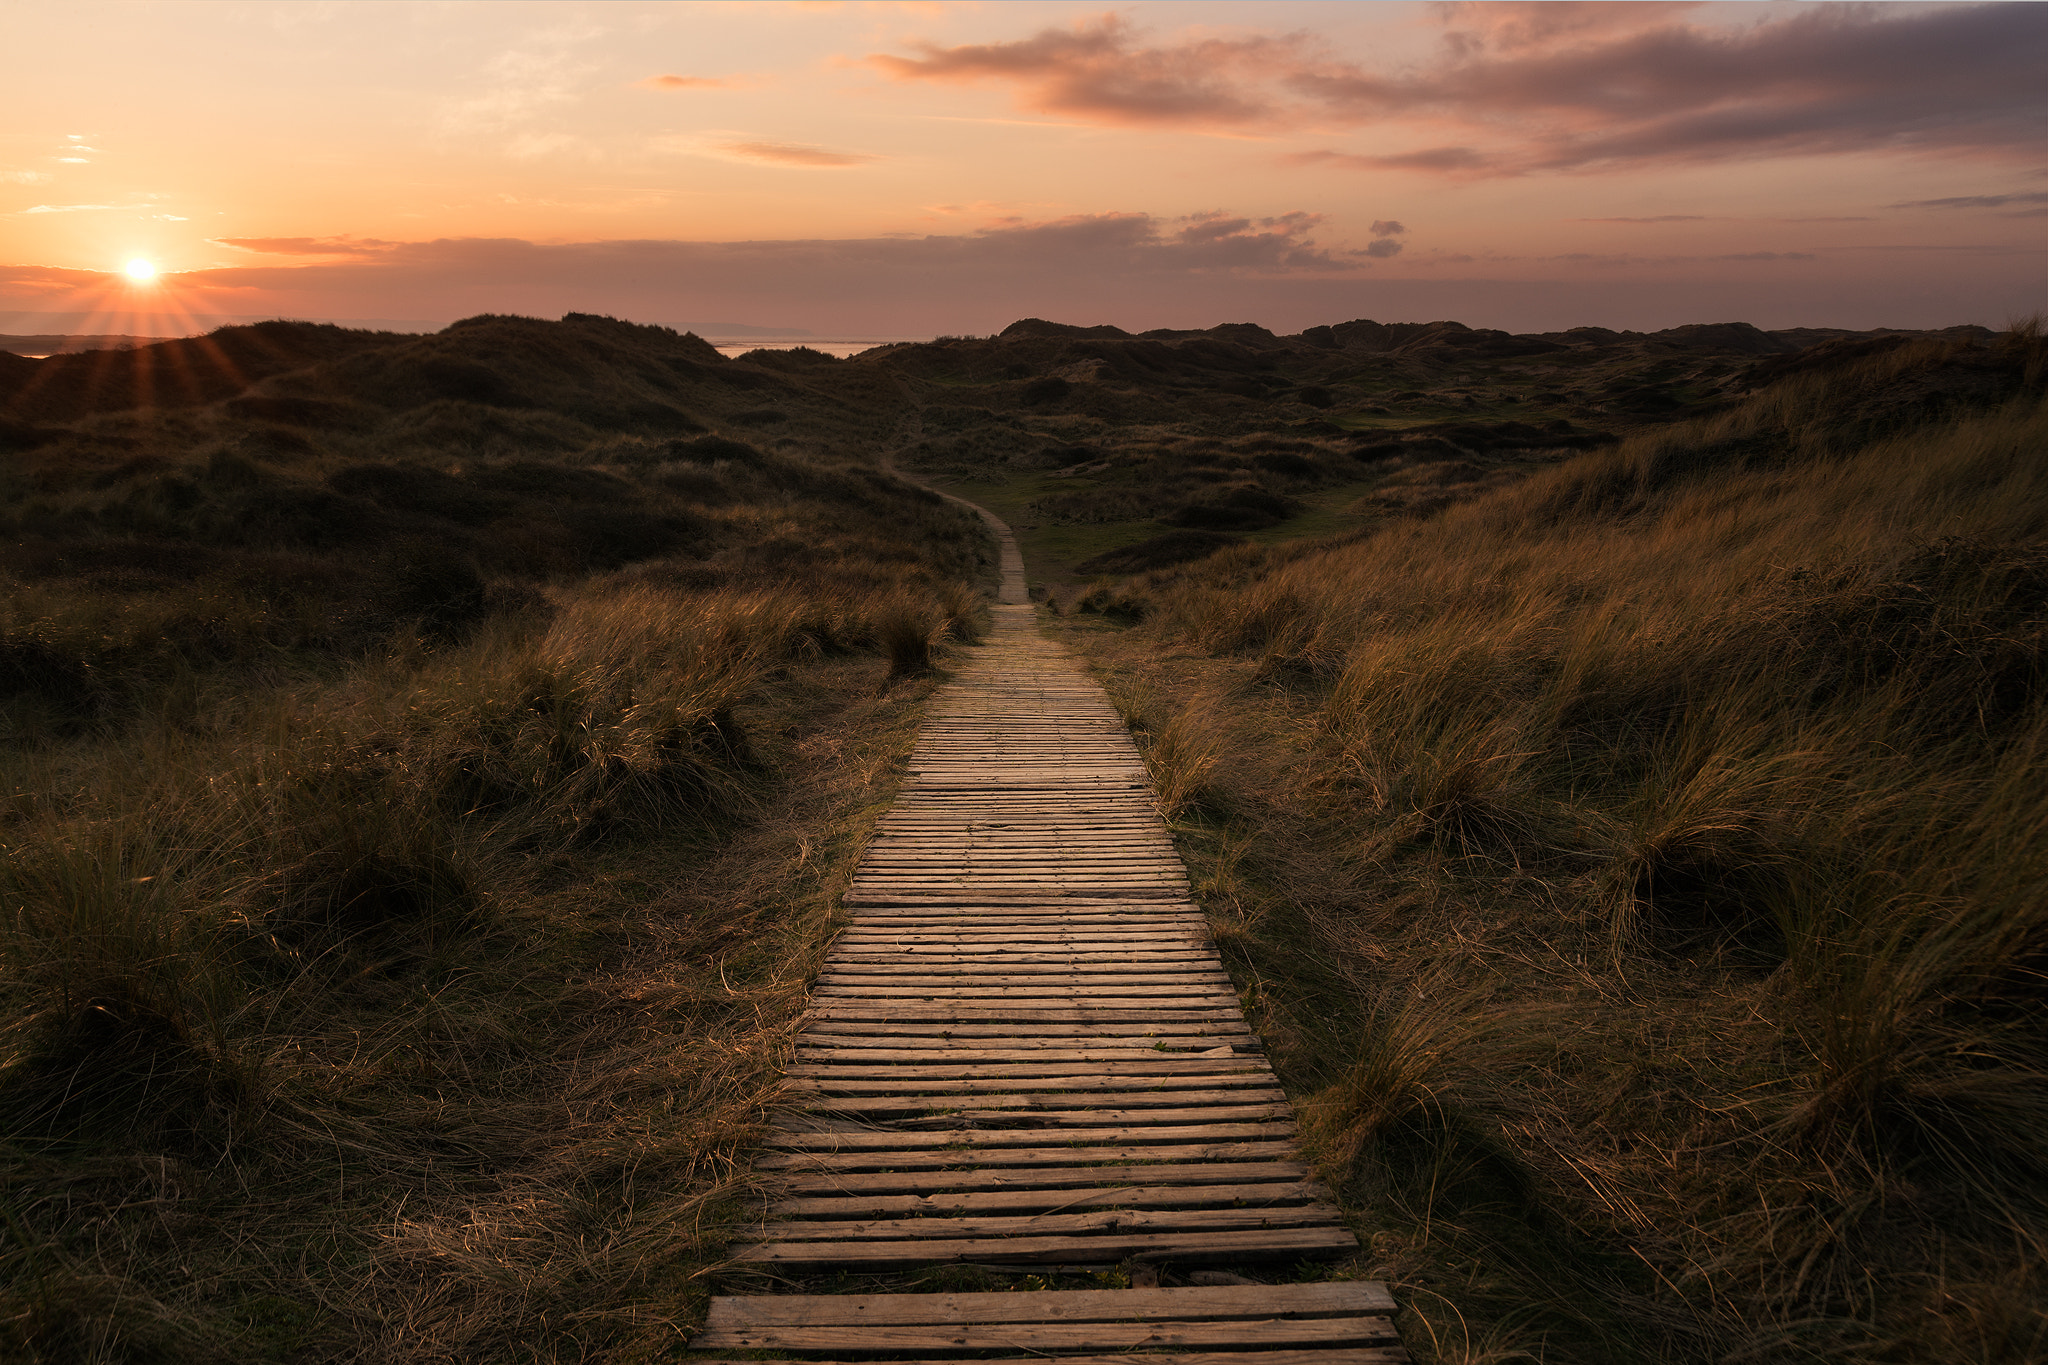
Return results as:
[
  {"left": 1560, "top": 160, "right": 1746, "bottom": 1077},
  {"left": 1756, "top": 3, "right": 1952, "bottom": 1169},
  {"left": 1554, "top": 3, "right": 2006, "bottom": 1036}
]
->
[{"left": 3, "top": 0, "right": 2044, "bottom": 336}]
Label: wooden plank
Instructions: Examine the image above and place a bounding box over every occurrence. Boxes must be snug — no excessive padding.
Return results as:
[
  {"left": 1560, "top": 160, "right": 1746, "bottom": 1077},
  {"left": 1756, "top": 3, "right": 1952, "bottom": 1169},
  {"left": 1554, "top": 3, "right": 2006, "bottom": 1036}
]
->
[
  {"left": 699, "top": 1317, "right": 1395, "bottom": 1351},
  {"left": 815, "top": 972, "right": 1231, "bottom": 987},
  {"left": 766, "top": 1180, "right": 1331, "bottom": 1219},
  {"left": 791, "top": 1043, "right": 1263, "bottom": 1061},
  {"left": 832, "top": 932, "right": 1204, "bottom": 945},
  {"left": 786, "top": 1057, "right": 1263, "bottom": 1078},
  {"left": 763, "top": 1123, "right": 1294, "bottom": 1151},
  {"left": 753, "top": 1201, "right": 1346, "bottom": 1241},
  {"left": 843, "top": 890, "right": 1188, "bottom": 904},
  {"left": 791, "top": 1092, "right": 1286, "bottom": 1117},
  {"left": 689, "top": 1352, "right": 1410, "bottom": 1365},
  {"left": 786, "top": 1068, "right": 1270, "bottom": 1089},
  {"left": 816, "top": 968, "right": 1224, "bottom": 983},
  {"left": 805, "top": 1007, "right": 1245, "bottom": 1023},
  {"left": 698, "top": 1316, "right": 1394, "bottom": 1350},
  {"left": 753, "top": 1140, "right": 1303, "bottom": 1172},
  {"left": 731, "top": 1224, "right": 1360, "bottom": 1267},
  {"left": 704, "top": 1281, "right": 1395, "bottom": 1328},
  {"left": 786, "top": 1031, "right": 1253, "bottom": 1055},
  {"left": 809, "top": 989, "right": 1240, "bottom": 1005}
]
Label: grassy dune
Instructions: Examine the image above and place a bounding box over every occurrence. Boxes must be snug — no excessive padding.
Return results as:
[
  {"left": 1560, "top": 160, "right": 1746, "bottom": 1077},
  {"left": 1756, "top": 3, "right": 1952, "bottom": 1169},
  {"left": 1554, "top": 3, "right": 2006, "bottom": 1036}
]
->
[
  {"left": 8, "top": 309, "right": 2039, "bottom": 1361},
  {"left": 1069, "top": 327, "right": 2048, "bottom": 1360},
  {"left": 0, "top": 316, "right": 990, "bottom": 1360}
]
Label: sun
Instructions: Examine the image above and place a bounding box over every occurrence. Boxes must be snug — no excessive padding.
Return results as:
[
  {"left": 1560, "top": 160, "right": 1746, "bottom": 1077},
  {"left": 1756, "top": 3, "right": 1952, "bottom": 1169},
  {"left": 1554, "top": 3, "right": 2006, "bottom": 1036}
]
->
[{"left": 124, "top": 258, "right": 157, "bottom": 282}]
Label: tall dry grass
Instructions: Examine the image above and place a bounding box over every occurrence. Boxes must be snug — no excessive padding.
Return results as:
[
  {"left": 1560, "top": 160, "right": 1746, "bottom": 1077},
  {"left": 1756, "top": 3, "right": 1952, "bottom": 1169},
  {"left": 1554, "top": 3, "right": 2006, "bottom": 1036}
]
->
[
  {"left": 2, "top": 427, "right": 991, "bottom": 1361},
  {"left": 1076, "top": 327, "right": 2048, "bottom": 1361}
]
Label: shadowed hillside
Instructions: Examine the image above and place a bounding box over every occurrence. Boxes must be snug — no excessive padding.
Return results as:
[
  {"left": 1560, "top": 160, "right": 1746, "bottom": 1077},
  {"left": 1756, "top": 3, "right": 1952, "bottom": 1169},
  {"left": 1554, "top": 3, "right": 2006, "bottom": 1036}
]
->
[{"left": 856, "top": 315, "right": 2001, "bottom": 592}]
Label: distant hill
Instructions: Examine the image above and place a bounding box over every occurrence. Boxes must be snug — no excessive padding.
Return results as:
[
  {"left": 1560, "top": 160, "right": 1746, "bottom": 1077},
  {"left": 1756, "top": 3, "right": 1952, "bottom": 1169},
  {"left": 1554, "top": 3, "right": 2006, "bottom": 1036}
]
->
[{"left": 0, "top": 333, "right": 173, "bottom": 356}]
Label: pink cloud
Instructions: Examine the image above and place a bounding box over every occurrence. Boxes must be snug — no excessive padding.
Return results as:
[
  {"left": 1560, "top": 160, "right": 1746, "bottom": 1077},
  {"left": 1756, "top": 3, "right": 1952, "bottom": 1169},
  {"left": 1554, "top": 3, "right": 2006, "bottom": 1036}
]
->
[{"left": 869, "top": 15, "right": 1306, "bottom": 128}]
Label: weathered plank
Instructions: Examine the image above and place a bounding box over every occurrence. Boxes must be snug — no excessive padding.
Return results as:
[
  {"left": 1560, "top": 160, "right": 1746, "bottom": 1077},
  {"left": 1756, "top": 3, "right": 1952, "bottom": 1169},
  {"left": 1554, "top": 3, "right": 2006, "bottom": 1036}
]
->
[
  {"left": 751, "top": 1139, "right": 1304, "bottom": 1172},
  {"left": 698, "top": 1317, "right": 1397, "bottom": 1351},
  {"left": 766, "top": 1180, "right": 1331, "bottom": 1218},
  {"left": 732, "top": 1224, "right": 1360, "bottom": 1267},
  {"left": 752, "top": 1201, "right": 1347, "bottom": 1242},
  {"left": 688, "top": 1352, "right": 1411, "bottom": 1365},
  {"left": 768, "top": 1158, "right": 1317, "bottom": 1196}
]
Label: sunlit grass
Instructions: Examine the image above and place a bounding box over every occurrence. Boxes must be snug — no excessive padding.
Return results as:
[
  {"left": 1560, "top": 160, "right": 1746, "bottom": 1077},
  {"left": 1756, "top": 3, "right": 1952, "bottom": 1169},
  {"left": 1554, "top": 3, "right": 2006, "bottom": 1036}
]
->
[{"left": 1071, "top": 325, "right": 2048, "bottom": 1361}]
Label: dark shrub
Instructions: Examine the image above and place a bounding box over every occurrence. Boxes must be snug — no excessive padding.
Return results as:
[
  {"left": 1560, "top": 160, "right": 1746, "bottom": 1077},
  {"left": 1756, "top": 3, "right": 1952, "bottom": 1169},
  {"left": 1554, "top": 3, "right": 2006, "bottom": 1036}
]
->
[
  {"left": 558, "top": 508, "right": 706, "bottom": 569},
  {"left": 466, "top": 461, "right": 635, "bottom": 502},
  {"left": 223, "top": 394, "right": 366, "bottom": 428},
  {"left": 228, "top": 485, "right": 386, "bottom": 550},
  {"left": 1162, "top": 487, "right": 1301, "bottom": 532},
  {"left": 414, "top": 357, "right": 522, "bottom": 407},
  {"left": 329, "top": 462, "right": 515, "bottom": 526},
  {"left": 1254, "top": 452, "right": 1316, "bottom": 477},
  {"left": 666, "top": 435, "right": 767, "bottom": 464},
  {"left": 1021, "top": 377, "right": 1071, "bottom": 406},
  {"left": 1077, "top": 529, "right": 1246, "bottom": 575},
  {"left": 1296, "top": 385, "right": 1336, "bottom": 408},
  {"left": 384, "top": 541, "right": 490, "bottom": 634}
]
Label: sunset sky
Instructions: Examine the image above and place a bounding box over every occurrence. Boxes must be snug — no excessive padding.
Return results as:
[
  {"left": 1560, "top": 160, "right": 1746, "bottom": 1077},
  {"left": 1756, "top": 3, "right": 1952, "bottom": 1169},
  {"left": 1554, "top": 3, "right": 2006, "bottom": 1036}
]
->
[{"left": 3, "top": 0, "right": 2044, "bottom": 338}]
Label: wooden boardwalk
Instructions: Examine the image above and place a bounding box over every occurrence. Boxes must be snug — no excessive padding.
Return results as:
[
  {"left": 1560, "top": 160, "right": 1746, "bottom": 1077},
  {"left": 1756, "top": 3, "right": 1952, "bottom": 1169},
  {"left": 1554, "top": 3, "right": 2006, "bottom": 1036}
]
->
[{"left": 697, "top": 501, "right": 1406, "bottom": 1364}]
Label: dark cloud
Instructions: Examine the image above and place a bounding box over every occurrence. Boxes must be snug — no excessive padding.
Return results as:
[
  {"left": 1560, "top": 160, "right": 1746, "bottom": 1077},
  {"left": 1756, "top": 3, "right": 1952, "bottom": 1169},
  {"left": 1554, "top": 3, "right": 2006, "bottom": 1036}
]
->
[
  {"left": 1298, "top": 3, "right": 2048, "bottom": 174},
  {"left": 1363, "top": 239, "right": 1404, "bottom": 259},
  {"left": 1369, "top": 220, "right": 1407, "bottom": 237},
  {"left": 1286, "top": 147, "right": 1490, "bottom": 173},
  {"left": 878, "top": 5, "right": 2048, "bottom": 176},
  {"left": 1889, "top": 192, "right": 2048, "bottom": 210}
]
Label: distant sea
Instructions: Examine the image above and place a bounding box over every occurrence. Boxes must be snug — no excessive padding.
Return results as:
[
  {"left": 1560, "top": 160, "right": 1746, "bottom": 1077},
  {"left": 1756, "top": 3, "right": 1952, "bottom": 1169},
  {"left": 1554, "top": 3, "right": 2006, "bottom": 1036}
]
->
[{"left": 704, "top": 336, "right": 931, "bottom": 360}]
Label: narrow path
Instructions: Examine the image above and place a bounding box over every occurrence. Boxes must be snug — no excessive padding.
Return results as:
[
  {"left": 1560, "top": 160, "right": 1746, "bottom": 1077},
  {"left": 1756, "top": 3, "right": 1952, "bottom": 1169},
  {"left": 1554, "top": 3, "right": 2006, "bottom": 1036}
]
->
[{"left": 693, "top": 493, "right": 1407, "bottom": 1361}]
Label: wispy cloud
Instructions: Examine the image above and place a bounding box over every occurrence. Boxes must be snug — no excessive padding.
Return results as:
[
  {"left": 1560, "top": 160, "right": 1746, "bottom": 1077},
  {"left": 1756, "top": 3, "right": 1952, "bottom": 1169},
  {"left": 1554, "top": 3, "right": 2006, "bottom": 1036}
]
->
[
  {"left": 1, "top": 170, "right": 53, "bottom": 185},
  {"left": 22, "top": 203, "right": 125, "bottom": 214},
  {"left": 640, "top": 73, "right": 728, "bottom": 91},
  {"left": 214, "top": 236, "right": 399, "bottom": 256},
  {"left": 441, "top": 26, "right": 603, "bottom": 145},
  {"left": 712, "top": 140, "right": 878, "bottom": 168}
]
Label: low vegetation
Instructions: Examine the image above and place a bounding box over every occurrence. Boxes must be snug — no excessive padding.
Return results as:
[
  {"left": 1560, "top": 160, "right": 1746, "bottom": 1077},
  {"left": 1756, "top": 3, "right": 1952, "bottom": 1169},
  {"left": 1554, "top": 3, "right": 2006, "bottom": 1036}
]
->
[
  {"left": 875, "top": 315, "right": 2000, "bottom": 594},
  {"left": 7, "top": 306, "right": 2038, "bottom": 1362},
  {"left": 0, "top": 314, "right": 989, "bottom": 1360},
  {"left": 1068, "top": 325, "right": 2048, "bottom": 1361}
]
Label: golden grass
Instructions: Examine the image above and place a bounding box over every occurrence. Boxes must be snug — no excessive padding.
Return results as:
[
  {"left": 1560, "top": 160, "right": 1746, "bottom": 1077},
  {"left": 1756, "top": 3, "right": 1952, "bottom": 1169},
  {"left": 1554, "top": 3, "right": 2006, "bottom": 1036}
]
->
[
  {"left": 1068, "top": 328, "right": 2048, "bottom": 1361},
  {"left": 2, "top": 539, "right": 986, "bottom": 1358}
]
